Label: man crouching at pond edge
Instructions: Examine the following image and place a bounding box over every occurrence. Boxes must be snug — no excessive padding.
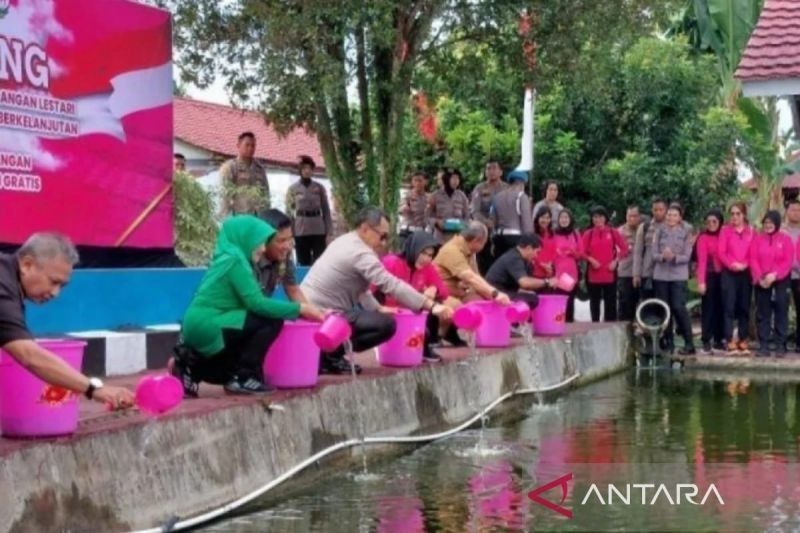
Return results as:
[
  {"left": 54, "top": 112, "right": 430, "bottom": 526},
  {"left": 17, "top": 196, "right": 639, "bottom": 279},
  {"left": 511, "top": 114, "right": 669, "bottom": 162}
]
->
[
  {"left": 301, "top": 207, "right": 453, "bottom": 375},
  {"left": 173, "top": 216, "right": 325, "bottom": 396}
]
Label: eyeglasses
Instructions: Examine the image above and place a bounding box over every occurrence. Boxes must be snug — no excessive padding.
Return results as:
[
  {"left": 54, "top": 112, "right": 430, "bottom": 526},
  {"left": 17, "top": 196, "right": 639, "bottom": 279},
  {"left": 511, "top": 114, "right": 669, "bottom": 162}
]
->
[{"left": 369, "top": 225, "right": 389, "bottom": 242}]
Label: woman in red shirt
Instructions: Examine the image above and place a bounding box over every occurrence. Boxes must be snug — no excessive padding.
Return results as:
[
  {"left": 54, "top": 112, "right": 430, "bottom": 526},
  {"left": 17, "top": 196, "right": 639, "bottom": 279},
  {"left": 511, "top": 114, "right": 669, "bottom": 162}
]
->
[
  {"left": 695, "top": 208, "right": 725, "bottom": 353},
  {"left": 378, "top": 231, "right": 450, "bottom": 362},
  {"left": 553, "top": 209, "right": 584, "bottom": 322},
  {"left": 582, "top": 206, "right": 629, "bottom": 322},
  {"left": 533, "top": 206, "right": 556, "bottom": 280}
]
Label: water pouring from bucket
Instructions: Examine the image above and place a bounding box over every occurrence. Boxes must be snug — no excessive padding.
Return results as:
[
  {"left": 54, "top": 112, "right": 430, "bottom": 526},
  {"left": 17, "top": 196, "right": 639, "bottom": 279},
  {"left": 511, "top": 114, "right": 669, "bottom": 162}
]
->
[
  {"left": 314, "top": 313, "right": 353, "bottom": 352},
  {"left": 634, "top": 298, "right": 671, "bottom": 365}
]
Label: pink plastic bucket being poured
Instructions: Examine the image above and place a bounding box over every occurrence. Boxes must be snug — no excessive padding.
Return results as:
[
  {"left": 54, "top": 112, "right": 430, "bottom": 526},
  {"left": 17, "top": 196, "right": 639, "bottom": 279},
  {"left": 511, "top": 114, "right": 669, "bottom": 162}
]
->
[
  {"left": 377, "top": 310, "right": 428, "bottom": 367},
  {"left": 505, "top": 301, "right": 530, "bottom": 323},
  {"left": 556, "top": 272, "right": 577, "bottom": 292},
  {"left": 531, "top": 294, "right": 569, "bottom": 336},
  {"left": 135, "top": 375, "right": 183, "bottom": 416},
  {"left": 313, "top": 313, "right": 352, "bottom": 352},
  {"left": 0, "top": 339, "right": 86, "bottom": 438},
  {"left": 453, "top": 305, "right": 482, "bottom": 331},
  {"left": 470, "top": 301, "right": 511, "bottom": 348},
  {"left": 265, "top": 319, "right": 323, "bottom": 388}
]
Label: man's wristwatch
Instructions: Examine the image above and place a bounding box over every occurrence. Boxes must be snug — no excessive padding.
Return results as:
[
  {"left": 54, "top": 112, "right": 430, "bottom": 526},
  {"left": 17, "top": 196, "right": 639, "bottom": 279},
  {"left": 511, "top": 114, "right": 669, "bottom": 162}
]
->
[
  {"left": 491, "top": 289, "right": 499, "bottom": 299},
  {"left": 544, "top": 278, "right": 552, "bottom": 289},
  {"left": 85, "top": 377, "right": 104, "bottom": 400}
]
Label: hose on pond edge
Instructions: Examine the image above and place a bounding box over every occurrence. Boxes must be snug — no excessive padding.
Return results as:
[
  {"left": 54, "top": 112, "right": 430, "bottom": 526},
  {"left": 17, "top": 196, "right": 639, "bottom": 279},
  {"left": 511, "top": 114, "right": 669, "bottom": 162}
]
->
[{"left": 134, "top": 372, "right": 581, "bottom": 533}]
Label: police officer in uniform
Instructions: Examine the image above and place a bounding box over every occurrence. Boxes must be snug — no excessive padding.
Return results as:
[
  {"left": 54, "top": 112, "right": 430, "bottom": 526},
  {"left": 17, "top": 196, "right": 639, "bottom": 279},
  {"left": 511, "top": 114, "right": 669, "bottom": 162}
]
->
[
  {"left": 491, "top": 169, "right": 533, "bottom": 260},
  {"left": 399, "top": 171, "right": 430, "bottom": 247},
  {"left": 286, "top": 156, "right": 332, "bottom": 266},
  {"left": 218, "top": 131, "right": 270, "bottom": 218},
  {"left": 427, "top": 167, "right": 470, "bottom": 243},
  {"left": 471, "top": 159, "right": 507, "bottom": 274}
]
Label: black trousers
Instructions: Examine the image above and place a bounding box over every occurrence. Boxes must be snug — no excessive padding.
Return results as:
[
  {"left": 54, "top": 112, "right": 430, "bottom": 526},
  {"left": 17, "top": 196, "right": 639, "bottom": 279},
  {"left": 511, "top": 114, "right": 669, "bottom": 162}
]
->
[
  {"left": 508, "top": 290, "right": 539, "bottom": 309},
  {"left": 588, "top": 281, "right": 617, "bottom": 322},
  {"left": 792, "top": 280, "right": 800, "bottom": 347},
  {"left": 323, "top": 309, "right": 397, "bottom": 359},
  {"left": 721, "top": 270, "right": 752, "bottom": 342},
  {"left": 617, "top": 277, "right": 638, "bottom": 322},
  {"left": 477, "top": 239, "right": 495, "bottom": 276},
  {"left": 295, "top": 234, "right": 326, "bottom": 266},
  {"left": 639, "top": 278, "right": 655, "bottom": 301},
  {"left": 700, "top": 271, "right": 724, "bottom": 346},
  {"left": 654, "top": 280, "right": 694, "bottom": 349},
  {"left": 755, "top": 277, "right": 790, "bottom": 349},
  {"left": 492, "top": 234, "right": 520, "bottom": 264},
  {"left": 191, "top": 314, "right": 285, "bottom": 384}
]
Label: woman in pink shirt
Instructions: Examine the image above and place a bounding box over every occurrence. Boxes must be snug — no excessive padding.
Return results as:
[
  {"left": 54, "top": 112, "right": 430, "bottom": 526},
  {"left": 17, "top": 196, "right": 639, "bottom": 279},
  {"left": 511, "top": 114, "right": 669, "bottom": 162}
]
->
[
  {"left": 750, "top": 210, "right": 793, "bottom": 356},
  {"left": 553, "top": 209, "right": 584, "bottom": 322},
  {"left": 378, "top": 231, "right": 450, "bottom": 362},
  {"left": 582, "top": 206, "right": 629, "bottom": 322},
  {"left": 533, "top": 207, "right": 556, "bottom": 279},
  {"left": 718, "top": 202, "right": 755, "bottom": 355},
  {"left": 695, "top": 208, "right": 725, "bottom": 354}
]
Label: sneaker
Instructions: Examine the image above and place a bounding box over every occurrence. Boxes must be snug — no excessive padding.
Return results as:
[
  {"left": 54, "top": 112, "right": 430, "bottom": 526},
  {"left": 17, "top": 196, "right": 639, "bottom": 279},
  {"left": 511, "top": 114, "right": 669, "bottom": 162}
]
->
[
  {"left": 320, "top": 357, "right": 363, "bottom": 375},
  {"left": 755, "top": 345, "right": 770, "bottom": 358},
  {"left": 170, "top": 346, "right": 199, "bottom": 398},
  {"left": 443, "top": 327, "right": 467, "bottom": 348},
  {"left": 712, "top": 341, "right": 726, "bottom": 352},
  {"left": 678, "top": 347, "right": 696, "bottom": 356},
  {"left": 701, "top": 342, "right": 712, "bottom": 355},
  {"left": 223, "top": 376, "right": 274, "bottom": 395},
  {"left": 423, "top": 346, "right": 442, "bottom": 363}
]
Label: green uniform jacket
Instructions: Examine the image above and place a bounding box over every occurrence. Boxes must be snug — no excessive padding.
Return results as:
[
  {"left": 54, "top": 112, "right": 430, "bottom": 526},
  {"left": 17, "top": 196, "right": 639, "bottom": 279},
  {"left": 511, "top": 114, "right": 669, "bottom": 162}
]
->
[{"left": 182, "top": 216, "right": 301, "bottom": 356}]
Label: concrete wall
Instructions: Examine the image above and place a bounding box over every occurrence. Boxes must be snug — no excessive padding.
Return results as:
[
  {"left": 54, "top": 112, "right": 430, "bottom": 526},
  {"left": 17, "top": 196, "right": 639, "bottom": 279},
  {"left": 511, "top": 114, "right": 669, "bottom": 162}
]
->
[{"left": 0, "top": 324, "right": 629, "bottom": 532}]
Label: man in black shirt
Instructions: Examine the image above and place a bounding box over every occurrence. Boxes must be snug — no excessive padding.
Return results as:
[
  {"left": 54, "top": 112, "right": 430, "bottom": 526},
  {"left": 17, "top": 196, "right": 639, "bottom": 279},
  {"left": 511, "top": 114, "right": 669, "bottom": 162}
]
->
[
  {"left": 0, "top": 233, "right": 134, "bottom": 409},
  {"left": 485, "top": 233, "right": 556, "bottom": 309}
]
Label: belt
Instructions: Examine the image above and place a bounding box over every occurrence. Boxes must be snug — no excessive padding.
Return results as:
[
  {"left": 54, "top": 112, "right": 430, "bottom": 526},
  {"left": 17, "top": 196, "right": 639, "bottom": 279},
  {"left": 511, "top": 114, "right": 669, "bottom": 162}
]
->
[
  {"left": 496, "top": 228, "right": 521, "bottom": 236},
  {"left": 401, "top": 225, "right": 425, "bottom": 232},
  {"left": 297, "top": 209, "right": 322, "bottom": 217}
]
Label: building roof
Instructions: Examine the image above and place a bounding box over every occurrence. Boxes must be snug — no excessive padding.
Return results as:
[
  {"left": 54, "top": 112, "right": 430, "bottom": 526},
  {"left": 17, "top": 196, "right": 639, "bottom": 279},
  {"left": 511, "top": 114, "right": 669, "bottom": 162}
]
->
[
  {"left": 174, "top": 97, "right": 324, "bottom": 169},
  {"left": 736, "top": 0, "right": 800, "bottom": 85}
]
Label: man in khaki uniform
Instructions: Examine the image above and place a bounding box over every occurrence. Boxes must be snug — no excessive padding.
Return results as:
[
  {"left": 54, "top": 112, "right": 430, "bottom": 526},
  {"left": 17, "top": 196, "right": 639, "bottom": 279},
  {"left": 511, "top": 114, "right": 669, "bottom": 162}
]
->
[
  {"left": 285, "top": 156, "right": 332, "bottom": 266},
  {"left": 218, "top": 131, "right": 270, "bottom": 218},
  {"left": 617, "top": 205, "right": 642, "bottom": 321},
  {"left": 491, "top": 170, "right": 533, "bottom": 260},
  {"left": 398, "top": 171, "right": 430, "bottom": 247},
  {"left": 471, "top": 160, "right": 507, "bottom": 273}
]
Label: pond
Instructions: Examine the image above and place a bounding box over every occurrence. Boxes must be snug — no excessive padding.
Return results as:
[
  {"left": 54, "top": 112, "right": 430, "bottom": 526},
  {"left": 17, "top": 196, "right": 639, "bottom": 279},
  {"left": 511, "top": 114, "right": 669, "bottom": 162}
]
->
[{"left": 202, "top": 369, "right": 800, "bottom": 532}]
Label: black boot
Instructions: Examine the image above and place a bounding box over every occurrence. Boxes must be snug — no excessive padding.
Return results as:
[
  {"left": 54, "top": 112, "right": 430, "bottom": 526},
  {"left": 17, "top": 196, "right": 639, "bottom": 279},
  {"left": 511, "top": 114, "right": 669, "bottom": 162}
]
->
[
  {"left": 171, "top": 343, "right": 200, "bottom": 398},
  {"left": 320, "top": 356, "right": 362, "bottom": 375}
]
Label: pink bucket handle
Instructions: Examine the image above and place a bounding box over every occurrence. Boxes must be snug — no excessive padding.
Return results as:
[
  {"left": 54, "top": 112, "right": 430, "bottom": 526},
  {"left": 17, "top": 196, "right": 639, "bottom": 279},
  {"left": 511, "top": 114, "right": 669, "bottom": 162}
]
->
[
  {"left": 314, "top": 313, "right": 353, "bottom": 351},
  {"left": 135, "top": 375, "right": 183, "bottom": 415},
  {"left": 453, "top": 305, "right": 482, "bottom": 331},
  {"left": 505, "top": 301, "right": 530, "bottom": 323},
  {"left": 557, "top": 272, "right": 576, "bottom": 292}
]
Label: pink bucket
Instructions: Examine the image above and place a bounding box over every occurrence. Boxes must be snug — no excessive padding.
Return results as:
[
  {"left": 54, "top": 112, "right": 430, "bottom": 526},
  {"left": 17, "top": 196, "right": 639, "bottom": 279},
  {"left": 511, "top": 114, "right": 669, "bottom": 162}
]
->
[
  {"left": 471, "top": 301, "right": 511, "bottom": 348},
  {"left": 556, "top": 272, "right": 576, "bottom": 292},
  {"left": 505, "top": 301, "right": 530, "bottom": 323},
  {"left": 264, "top": 320, "right": 322, "bottom": 388},
  {"left": 453, "top": 305, "right": 482, "bottom": 331},
  {"left": 0, "top": 339, "right": 86, "bottom": 438},
  {"left": 135, "top": 375, "right": 183, "bottom": 416},
  {"left": 377, "top": 310, "right": 428, "bottom": 367},
  {"left": 313, "top": 313, "right": 352, "bottom": 352},
  {"left": 531, "top": 294, "right": 569, "bottom": 336}
]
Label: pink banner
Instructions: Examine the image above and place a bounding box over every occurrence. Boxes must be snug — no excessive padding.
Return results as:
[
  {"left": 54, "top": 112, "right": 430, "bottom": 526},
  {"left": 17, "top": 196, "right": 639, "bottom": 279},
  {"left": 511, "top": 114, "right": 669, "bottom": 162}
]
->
[{"left": 0, "top": 0, "right": 173, "bottom": 248}]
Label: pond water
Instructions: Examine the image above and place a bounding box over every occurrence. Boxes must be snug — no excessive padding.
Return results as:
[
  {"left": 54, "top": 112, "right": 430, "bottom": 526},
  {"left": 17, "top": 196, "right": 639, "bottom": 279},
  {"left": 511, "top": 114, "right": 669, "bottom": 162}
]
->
[{"left": 202, "top": 369, "right": 800, "bottom": 532}]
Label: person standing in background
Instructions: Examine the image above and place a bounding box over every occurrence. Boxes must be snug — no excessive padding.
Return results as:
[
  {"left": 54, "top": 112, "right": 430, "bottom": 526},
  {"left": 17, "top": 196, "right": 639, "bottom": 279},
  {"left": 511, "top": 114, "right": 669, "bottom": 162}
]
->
[
  {"left": 471, "top": 160, "right": 508, "bottom": 274},
  {"left": 783, "top": 199, "right": 800, "bottom": 352},
  {"left": 218, "top": 131, "right": 270, "bottom": 218},
  {"left": 399, "top": 171, "right": 431, "bottom": 247},
  {"left": 532, "top": 207, "right": 556, "bottom": 281},
  {"left": 617, "top": 205, "right": 641, "bottom": 321},
  {"left": 491, "top": 170, "right": 533, "bottom": 260},
  {"left": 286, "top": 156, "right": 332, "bottom": 266},
  {"left": 718, "top": 202, "right": 755, "bottom": 356},
  {"left": 174, "top": 153, "right": 187, "bottom": 173},
  {"left": 695, "top": 209, "right": 725, "bottom": 354},
  {"left": 633, "top": 198, "right": 668, "bottom": 300},
  {"left": 583, "top": 206, "right": 629, "bottom": 322},
  {"left": 532, "top": 181, "right": 563, "bottom": 228},
  {"left": 552, "top": 209, "right": 584, "bottom": 323},
  {"left": 427, "top": 168, "right": 470, "bottom": 243}
]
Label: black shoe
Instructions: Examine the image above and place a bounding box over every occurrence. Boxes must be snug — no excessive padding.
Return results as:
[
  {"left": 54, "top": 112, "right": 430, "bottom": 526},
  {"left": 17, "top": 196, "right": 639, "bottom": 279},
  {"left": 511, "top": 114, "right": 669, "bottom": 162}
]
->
[
  {"left": 423, "top": 346, "right": 442, "bottom": 363},
  {"left": 712, "top": 341, "right": 726, "bottom": 352},
  {"left": 223, "top": 376, "right": 274, "bottom": 395},
  {"left": 320, "top": 357, "right": 363, "bottom": 375},
  {"left": 443, "top": 327, "right": 467, "bottom": 347},
  {"left": 701, "top": 342, "right": 712, "bottom": 355},
  {"left": 755, "top": 345, "right": 770, "bottom": 358},
  {"left": 171, "top": 345, "right": 199, "bottom": 398},
  {"left": 678, "top": 347, "right": 696, "bottom": 356}
]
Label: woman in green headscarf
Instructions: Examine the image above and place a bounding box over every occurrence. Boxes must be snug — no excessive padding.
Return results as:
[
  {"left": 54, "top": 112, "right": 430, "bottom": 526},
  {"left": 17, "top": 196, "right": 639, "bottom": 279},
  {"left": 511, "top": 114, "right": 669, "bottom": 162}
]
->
[{"left": 174, "top": 216, "right": 324, "bottom": 395}]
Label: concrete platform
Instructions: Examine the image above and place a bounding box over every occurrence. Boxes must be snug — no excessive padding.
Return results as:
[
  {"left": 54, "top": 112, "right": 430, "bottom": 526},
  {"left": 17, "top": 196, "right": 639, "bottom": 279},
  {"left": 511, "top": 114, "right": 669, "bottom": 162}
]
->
[
  {"left": 670, "top": 352, "right": 800, "bottom": 371},
  {"left": 0, "top": 323, "right": 630, "bottom": 533}
]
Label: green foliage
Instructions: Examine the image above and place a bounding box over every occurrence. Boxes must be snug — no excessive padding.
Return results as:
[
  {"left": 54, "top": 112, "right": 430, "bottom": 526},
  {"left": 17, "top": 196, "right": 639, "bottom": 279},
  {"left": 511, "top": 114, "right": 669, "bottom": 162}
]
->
[{"left": 173, "top": 171, "right": 217, "bottom": 266}]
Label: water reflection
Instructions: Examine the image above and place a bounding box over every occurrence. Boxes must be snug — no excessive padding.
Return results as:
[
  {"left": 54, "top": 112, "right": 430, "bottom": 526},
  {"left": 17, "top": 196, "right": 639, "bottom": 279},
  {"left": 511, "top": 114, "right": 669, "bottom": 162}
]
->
[{"left": 202, "top": 370, "right": 800, "bottom": 532}]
